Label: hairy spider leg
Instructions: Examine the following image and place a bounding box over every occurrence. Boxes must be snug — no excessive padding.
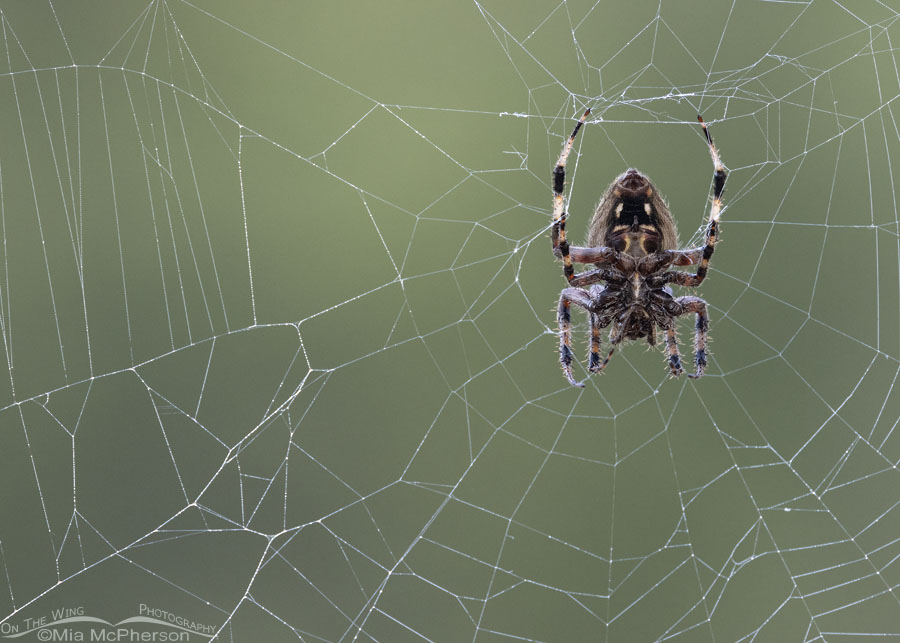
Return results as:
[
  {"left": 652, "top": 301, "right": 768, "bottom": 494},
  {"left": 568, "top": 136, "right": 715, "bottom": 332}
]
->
[
  {"left": 665, "top": 327, "right": 685, "bottom": 376},
  {"left": 588, "top": 313, "right": 603, "bottom": 371},
  {"left": 661, "top": 117, "right": 727, "bottom": 289},
  {"left": 557, "top": 288, "right": 593, "bottom": 387},
  {"left": 700, "top": 115, "right": 727, "bottom": 223},
  {"left": 590, "top": 320, "right": 625, "bottom": 375},
  {"left": 677, "top": 296, "right": 709, "bottom": 379},
  {"left": 551, "top": 108, "right": 591, "bottom": 284}
]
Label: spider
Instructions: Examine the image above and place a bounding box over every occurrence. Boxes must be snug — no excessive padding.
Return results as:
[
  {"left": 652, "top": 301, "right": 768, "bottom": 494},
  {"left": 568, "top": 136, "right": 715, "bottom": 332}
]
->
[{"left": 550, "top": 109, "right": 727, "bottom": 387}]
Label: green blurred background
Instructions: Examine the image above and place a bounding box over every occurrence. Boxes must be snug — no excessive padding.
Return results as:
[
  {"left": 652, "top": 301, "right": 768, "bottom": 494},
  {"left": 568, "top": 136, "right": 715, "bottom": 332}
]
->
[{"left": 0, "top": 1, "right": 898, "bottom": 641}]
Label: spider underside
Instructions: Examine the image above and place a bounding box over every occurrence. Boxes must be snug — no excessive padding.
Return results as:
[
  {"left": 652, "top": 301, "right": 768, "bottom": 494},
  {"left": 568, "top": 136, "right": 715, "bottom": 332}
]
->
[{"left": 550, "top": 110, "right": 727, "bottom": 387}]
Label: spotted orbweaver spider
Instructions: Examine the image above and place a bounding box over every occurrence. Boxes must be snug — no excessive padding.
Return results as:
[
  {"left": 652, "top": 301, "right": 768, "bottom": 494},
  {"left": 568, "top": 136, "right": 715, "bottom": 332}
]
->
[{"left": 551, "top": 110, "right": 727, "bottom": 387}]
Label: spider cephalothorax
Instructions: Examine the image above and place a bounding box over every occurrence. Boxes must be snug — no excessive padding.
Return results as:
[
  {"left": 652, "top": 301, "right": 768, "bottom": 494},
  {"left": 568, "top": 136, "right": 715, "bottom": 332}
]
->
[{"left": 550, "top": 110, "right": 726, "bottom": 387}]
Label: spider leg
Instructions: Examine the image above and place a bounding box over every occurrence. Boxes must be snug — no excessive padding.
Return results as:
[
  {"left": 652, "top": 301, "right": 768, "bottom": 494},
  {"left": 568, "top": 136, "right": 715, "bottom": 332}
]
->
[
  {"left": 676, "top": 295, "right": 709, "bottom": 379},
  {"left": 589, "top": 319, "right": 625, "bottom": 375},
  {"left": 668, "top": 247, "right": 704, "bottom": 266},
  {"left": 552, "top": 240, "right": 618, "bottom": 265},
  {"left": 665, "top": 327, "right": 685, "bottom": 376},
  {"left": 588, "top": 313, "right": 604, "bottom": 371},
  {"left": 662, "top": 266, "right": 711, "bottom": 288},
  {"left": 660, "top": 216, "right": 719, "bottom": 287},
  {"left": 664, "top": 216, "right": 719, "bottom": 287},
  {"left": 551, "top": 108, "right": 592, "bottom": 283},
  {"left": 569, "top": 267, "right": 619, "bottom": 289},
  {"left": 662, "top": 119, "right": 728, "bottom": 287},
  {"left": 558, "top": 288, "right": 592, "bottom": 387},
  {"left": 699, "top": 115, "right": 727, "bottom": 223}
]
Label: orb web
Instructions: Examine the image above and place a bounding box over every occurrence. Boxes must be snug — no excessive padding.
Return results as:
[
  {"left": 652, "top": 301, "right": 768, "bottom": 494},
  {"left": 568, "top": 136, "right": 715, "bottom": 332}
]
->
[{"left": 0, "top": 1, "right": 899, "bottom": 641}]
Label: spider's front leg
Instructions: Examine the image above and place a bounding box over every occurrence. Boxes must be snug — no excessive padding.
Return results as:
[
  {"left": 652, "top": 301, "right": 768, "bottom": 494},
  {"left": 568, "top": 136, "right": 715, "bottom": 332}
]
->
[
  {"left": 551, "top": 108, "right": 591, "bottom": 281},
  {"left": 550, "top": 108, "right": 618, "bottom": 285},
  {"left": 551, "top": 108, "right": 591, "bottom": 283},
  {"left": 659, "top": 117, "right": 727, "bottom": 289}
]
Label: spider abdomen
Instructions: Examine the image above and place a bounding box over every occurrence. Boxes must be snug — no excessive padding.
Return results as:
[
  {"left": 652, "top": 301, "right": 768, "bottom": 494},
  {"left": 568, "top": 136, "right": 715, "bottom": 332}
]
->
[{"left": 587, "top": 169, "right": 680, "bottom": 255}]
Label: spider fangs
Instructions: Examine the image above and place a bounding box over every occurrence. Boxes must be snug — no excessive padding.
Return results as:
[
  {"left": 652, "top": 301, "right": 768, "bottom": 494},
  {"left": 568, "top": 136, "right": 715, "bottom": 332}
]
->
[{"left": 550, "top": 110, "right": 727, "bottom": 387}]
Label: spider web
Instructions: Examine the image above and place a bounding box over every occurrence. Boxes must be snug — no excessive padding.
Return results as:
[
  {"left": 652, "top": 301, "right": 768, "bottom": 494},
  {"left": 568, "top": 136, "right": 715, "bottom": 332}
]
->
[{"left": 0, "top": 0, "right": 899, "bottom": 641}]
